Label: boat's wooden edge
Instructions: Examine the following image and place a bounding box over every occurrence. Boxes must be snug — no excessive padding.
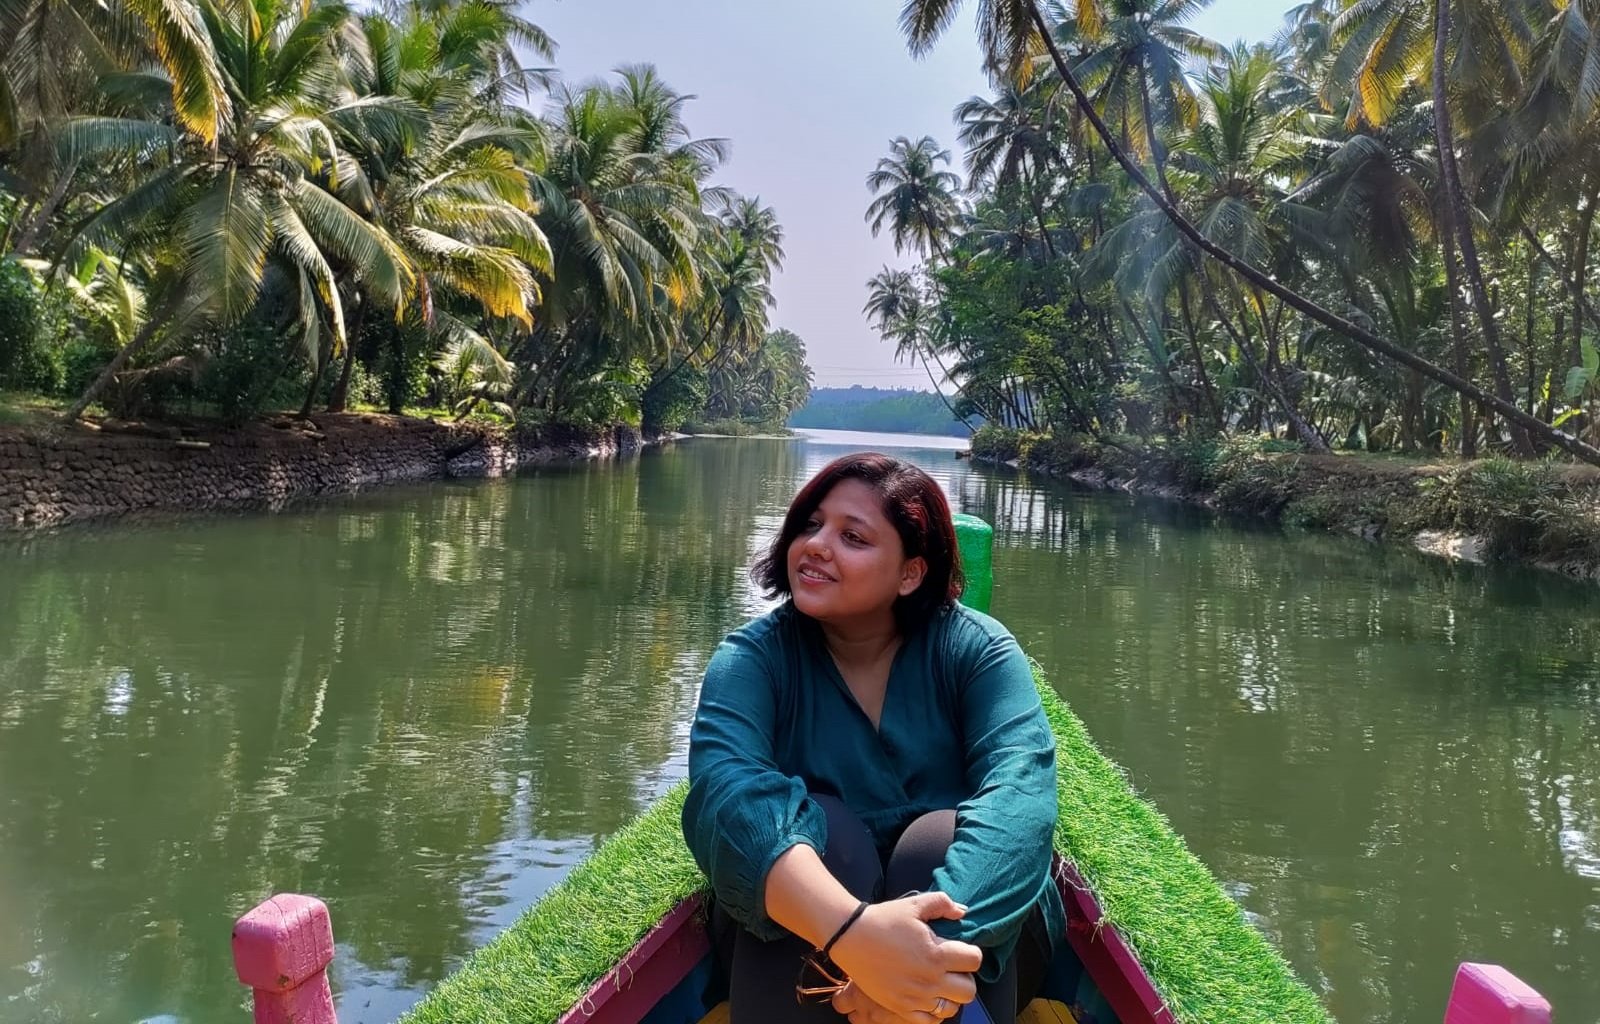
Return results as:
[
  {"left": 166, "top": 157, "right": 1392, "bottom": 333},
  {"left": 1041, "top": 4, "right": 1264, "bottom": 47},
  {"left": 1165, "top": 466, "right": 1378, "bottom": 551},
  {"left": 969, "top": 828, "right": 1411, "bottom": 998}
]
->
[
  {"left": 1054, "top": 855, "right": 1173, "bottom": 1024},
  {"left": 555, "top": 893, "right": 711, "bottom": 1024},
  {"left": 544, "top": 856, "right": 1173, "bottom": 1024}
]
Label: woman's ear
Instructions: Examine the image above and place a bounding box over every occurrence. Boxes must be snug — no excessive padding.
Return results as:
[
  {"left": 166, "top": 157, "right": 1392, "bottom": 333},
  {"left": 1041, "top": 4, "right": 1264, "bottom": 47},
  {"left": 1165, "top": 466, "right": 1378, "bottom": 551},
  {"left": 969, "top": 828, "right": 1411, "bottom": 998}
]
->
[{"left": 897, "top": 556, "right": 928, "bottom": 597}]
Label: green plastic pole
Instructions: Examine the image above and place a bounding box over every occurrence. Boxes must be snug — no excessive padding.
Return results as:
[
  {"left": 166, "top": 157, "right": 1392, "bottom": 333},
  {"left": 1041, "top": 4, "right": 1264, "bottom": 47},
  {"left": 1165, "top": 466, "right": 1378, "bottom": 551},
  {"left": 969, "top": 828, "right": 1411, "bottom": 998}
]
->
[{"left": 953, "top": 513, "right": 994, "bottom": 614}]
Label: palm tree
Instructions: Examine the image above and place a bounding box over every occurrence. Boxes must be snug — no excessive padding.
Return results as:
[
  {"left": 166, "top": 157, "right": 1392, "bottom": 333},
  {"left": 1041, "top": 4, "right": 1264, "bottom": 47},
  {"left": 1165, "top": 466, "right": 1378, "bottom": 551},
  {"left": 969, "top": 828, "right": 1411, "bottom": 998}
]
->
[
  {"left": 402, "top": 0, "right": 556, "bottom": 103},
  {"left": 1175, "top": 44, "right": 1327, "bottom": 444},
  {"left": 519, "top": 75, "right": 704, "bottom": 407},
  {"left": 864, "top": 267, "right": 974, "bottom": 428},
  {"left": 865, "top": 135, "right": 965, "bottom": 261},
  {"left": 894, "top": 0, "right": 1600, "bottom": 465},
  {"left": 641, "top": 195, "right": 782, "bottom": 418},
  {"left": 1326, "top": 0, "right": 1541, "bottom": 452},
  {"left": 63, "top": 0, "right": 414, "bottom": 421},
  {"left": 1057, "top": 0, "right": 1221, "bottom": 178},
  {"left": 955, "top": 82, "right": 1061, "bottom": 254},
  {"left": 1290, "top": 105, "right": 1448, "bottom": 449},
  {"left": 1483, "top": 2, "right": 1600, "bottom": 425},
  {"left": 718, "top": 193, "right": 786, "bottom": 277},
  {"left": 324, "top": 9, "right": 553, "bottom": 411},
  {"left": 864, "top": 135, "right": 986, "bottom": 423},
  {"left": 1, "top": 0, "right": 229, "bottom": 256}
]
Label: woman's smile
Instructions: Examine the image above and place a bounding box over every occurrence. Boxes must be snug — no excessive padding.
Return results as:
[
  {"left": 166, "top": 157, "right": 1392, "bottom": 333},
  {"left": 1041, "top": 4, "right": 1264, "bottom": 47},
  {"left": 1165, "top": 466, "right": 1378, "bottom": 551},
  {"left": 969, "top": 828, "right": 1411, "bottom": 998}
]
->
[{"left": 797, "top": 561, "right": 837, "bottom": 584}]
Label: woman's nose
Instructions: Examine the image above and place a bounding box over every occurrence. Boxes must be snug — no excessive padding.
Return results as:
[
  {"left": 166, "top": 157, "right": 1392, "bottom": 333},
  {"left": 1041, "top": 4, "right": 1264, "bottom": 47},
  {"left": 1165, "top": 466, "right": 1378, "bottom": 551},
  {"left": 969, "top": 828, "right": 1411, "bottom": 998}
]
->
[{"left": 803, "top": 531, "right": 831, "bottom": 558}]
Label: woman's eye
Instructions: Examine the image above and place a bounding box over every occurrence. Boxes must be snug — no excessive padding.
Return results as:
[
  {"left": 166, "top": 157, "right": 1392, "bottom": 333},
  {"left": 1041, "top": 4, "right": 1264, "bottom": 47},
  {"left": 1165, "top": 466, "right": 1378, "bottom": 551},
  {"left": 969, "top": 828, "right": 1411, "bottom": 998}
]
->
[{"left": 844, "top": 532, "right": 864, "bottom": 545}]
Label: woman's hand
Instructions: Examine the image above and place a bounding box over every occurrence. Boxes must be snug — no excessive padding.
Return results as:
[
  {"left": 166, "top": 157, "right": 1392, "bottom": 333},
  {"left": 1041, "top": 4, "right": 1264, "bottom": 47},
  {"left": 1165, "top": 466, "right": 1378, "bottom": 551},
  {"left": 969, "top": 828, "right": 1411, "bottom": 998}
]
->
[
  {"left": 827, "top": 892, "right": 982, "bottom": 1019},
  {"left": 832, "top": 981, "right": 968, "bottom": 1024}
]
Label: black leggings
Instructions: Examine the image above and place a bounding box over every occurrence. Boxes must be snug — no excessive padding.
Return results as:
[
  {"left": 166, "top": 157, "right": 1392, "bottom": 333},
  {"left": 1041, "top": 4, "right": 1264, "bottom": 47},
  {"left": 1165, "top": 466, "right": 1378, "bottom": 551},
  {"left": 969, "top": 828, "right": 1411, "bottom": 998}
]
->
[{"left": 711, "top": 795, "right": 1045, "bottom": 1024}]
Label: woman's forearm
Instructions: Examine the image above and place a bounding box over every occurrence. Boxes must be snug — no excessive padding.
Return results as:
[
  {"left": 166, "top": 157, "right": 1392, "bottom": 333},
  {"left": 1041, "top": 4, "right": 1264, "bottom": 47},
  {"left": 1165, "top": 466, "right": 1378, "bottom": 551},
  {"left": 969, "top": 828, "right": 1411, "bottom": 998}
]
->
[{"left": 763, "top": 843, "right": 863, "bottom": 949}]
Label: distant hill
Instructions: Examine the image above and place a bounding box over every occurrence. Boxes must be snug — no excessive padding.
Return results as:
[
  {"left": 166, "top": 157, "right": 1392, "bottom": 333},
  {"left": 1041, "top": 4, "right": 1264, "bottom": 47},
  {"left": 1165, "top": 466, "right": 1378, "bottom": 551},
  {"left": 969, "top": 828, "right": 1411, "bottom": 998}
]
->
[{"left": 788, "top": 387, "right": 975, "bottom": 438}]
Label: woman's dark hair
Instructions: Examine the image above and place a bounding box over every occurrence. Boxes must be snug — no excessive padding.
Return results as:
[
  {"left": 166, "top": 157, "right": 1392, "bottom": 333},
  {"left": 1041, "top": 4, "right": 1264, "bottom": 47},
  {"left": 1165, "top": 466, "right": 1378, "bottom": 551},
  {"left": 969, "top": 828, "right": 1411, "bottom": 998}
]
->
[{"left": 752, "top": 452, "right": 964, "bottom": 633}]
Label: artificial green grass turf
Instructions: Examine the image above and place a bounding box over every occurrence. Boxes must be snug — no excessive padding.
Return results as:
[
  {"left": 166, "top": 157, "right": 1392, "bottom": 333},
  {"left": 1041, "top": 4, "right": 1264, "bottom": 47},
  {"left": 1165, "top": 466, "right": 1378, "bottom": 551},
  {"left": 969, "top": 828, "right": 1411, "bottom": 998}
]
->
[{"left": 400, "top": 668, "right": 1331, "bottom": 1024}]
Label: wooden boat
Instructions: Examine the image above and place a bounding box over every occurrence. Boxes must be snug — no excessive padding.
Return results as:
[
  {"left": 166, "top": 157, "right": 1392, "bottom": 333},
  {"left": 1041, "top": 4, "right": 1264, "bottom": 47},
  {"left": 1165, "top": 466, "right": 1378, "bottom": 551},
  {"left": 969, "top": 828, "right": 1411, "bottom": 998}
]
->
[
  {"left": 548, "top": 856, "right": 1174, "bottom": 1024},
  {"left": 230, "top": 516, "right": 1555, "bottom": 1024},
  {"left": 231, "top": 866, "right": 1555, "bottom": 1024}
]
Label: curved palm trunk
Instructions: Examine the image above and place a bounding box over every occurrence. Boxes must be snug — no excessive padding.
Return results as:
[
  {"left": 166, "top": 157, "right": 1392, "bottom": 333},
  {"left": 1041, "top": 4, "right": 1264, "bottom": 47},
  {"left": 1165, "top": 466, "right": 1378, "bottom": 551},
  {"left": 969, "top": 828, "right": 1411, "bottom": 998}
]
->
[
  {"left": 301, "top": 336, "right": 331, "bottom": 419},
  {"left": 1025, "top": 166, "right": 1057, "bottom": 260},
  {"left": 1023, "top": 2, "right": 1600, "bottom": 468},
  {"left": 1202, "top": 275, "right": 1331, "bottom": 451},
  {"left": 1569, "top": 185, "right": 1600, "bottom": 367},
  {"left": 1432, "top": 0, "right": 1531, "bottom": 455},
  {"left": 1443, "top": 227, "right": 1478, "bottom": 457},
  {"left": 326, "top": 303, "right": 366, "bottom": 414},
  {"left": 12, "top": 159, "right": 79, "bottom": 256},
  {"left": 63, "top": 292, "right": 181, "bottom": 422},
  {"left": 1176, "top": 278, "right": 1223, "bottom": 430},
  {"left": 918, "top": 349, "right": 973, "bottom": 428}
]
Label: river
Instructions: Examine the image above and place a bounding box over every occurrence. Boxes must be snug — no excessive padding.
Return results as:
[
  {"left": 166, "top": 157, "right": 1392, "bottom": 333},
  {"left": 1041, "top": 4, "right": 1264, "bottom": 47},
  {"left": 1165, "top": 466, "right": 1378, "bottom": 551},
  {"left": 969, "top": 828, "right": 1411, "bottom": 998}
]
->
[{"left": 0, "top": 428, "right": 1595, "bottom": 1024}]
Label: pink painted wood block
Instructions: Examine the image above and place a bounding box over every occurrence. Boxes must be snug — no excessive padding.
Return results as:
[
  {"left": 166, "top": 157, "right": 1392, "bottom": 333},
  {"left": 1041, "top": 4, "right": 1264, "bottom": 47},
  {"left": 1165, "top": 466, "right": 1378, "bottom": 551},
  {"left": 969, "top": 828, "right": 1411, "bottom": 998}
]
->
[
  {"left": 1443, "top": 963, "right": 1552, "bottom": 1024},
  {"left": 232, "top": 894, "right": 338, "bottom": 1024}
]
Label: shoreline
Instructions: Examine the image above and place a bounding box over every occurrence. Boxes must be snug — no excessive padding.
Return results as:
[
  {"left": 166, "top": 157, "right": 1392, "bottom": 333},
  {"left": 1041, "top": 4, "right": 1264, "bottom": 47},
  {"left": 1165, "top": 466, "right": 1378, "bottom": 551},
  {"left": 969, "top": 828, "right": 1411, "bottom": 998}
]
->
[
  {"left": 970, "top": 431, "right": 1600, "bottom": 582},
  {"left": 0, "top": 414, "right": 657, "bottom": 532}
]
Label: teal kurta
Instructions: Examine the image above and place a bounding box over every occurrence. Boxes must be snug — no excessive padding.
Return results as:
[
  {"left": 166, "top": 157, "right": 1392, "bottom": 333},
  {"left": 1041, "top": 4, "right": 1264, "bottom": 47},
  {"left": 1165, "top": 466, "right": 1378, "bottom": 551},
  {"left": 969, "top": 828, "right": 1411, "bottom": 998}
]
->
[{"left": 681, "top": 600, "right": 1063, "bottom": 983}]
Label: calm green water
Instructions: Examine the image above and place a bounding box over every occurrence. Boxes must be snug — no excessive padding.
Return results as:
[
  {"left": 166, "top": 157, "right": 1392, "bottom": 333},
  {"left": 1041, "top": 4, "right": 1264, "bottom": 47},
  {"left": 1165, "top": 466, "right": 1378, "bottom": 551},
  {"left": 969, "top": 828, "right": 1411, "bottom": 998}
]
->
[{"left": 0, "top": 430, "right": 1595, "bottom": 1024}]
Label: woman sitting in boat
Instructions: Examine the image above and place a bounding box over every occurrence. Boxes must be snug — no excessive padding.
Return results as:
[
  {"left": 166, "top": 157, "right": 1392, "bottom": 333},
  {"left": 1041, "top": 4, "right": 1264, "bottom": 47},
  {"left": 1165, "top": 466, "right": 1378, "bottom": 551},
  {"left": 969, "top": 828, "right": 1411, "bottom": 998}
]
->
[{"left": 683, "top": 453, "right": 1062, "bottom": 1024}]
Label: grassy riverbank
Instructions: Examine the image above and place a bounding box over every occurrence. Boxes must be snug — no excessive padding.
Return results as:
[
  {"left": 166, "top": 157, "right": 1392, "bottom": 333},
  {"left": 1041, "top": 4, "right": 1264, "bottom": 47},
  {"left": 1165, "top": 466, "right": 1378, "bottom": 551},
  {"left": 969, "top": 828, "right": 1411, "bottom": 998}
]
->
[
  {"left": 400, "top": 666, "right": 1328, "bottom": 1024},
  {"left": 973, "top": 428, "right": 1600, "bottom": 580}
]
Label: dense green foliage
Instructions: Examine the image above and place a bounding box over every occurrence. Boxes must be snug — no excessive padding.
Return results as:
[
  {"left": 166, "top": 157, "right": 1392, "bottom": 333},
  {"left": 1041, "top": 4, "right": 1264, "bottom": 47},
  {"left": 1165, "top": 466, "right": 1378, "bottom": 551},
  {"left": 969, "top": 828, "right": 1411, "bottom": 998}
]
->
[
  {"left": 871, "top": 0, "right": 1600, "bottom": 467},
  {"left": 0, "top": 260, "right": 41, "bottom": 387},
  {"left": 400, "top": 666, "right": 1327, "bottom": 1024},
  {"left": 0, "top": 0, "right": 811, "bottom": 432},
  {"left": 789, "top": 386, "right": 975, "bottom": 436}
]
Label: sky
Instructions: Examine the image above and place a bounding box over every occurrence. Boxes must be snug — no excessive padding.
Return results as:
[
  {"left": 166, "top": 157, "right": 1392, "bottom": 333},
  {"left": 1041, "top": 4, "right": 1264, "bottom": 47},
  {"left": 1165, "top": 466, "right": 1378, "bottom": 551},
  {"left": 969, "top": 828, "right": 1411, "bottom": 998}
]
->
[{"left": 532, "top": 0, "right": 1292, "bottom": 390}]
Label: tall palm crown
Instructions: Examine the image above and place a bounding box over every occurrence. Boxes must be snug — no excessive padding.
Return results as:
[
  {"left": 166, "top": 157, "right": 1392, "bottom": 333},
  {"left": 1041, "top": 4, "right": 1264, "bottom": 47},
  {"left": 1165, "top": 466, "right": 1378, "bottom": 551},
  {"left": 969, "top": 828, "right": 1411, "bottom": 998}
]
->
[
  {"left": 1175, "top": 43, "right": 1315, "bottom": 263},
  {"left": 338, "top": 8, "right": 552, "bottom": 328},
  {"left": 530, "top": 80, "right": 702, "bottom": 337},
  {"left": 864, "top": 267, "right": 933, "bottom": 365},
  {"left": 1326, "top": 0, "right": 1543, "bottom": 128},
  {"left": 865, "top": 135, "right": 965, "bottom": 260},
  {"left": 717, "top": 194, "right": 786, "bottom": 280},
  {"left": 1053, "top": 0, "right": 1222, "bottom": 161},
  {"left": 74, "top": 0, "right": 412, "bottom": 338},
  {"left": 956, "top": 82, "right": 1060, "bottom": 190},
  {"left": 0, "top": 0, "right": 228, "bottom": 148},
  {"left": 900, "top": 0, "right": 1042, "bottom": 83}
]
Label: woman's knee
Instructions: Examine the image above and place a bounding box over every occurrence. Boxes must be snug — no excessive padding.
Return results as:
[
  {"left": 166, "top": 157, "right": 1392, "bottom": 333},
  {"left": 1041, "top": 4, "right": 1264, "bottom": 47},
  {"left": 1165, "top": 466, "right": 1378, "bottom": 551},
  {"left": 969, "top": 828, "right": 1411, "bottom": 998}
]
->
[
  {"left": 884, "top": 809, "right": 956, "bottom": 896},
  {"left": 812, "top": 793, "right": 882, "bottom": 900}
]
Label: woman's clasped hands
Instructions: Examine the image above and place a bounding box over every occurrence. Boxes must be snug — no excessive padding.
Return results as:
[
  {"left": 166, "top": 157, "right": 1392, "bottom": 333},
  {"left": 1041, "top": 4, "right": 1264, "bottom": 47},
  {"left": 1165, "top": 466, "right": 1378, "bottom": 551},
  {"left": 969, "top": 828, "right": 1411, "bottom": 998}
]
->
[{"left": 826, "top": 892, "right": 983, "bottom": 1024}]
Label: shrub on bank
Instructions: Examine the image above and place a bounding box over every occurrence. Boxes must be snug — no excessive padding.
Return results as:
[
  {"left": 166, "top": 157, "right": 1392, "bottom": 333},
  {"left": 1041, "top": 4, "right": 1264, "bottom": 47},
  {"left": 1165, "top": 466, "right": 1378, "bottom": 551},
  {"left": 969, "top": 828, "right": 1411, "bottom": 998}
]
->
[
  {"left": 970, "top": 424, "right": 1042, "bottom": 463},
  {"left": 1398, "top": 459, "right": 1600, "bottom": 565},
  {"left": 679, "top": 418, "right": 789, "bottom": 437},
  {"left": 0, "top": 260, "right": 43, "bottom": 389}
]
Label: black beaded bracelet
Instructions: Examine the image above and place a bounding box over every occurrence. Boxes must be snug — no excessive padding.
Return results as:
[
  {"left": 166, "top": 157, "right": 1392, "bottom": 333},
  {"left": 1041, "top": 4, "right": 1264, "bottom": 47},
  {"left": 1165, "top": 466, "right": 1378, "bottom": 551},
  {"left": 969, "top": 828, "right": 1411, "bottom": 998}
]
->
[{"left": 820, "top": 900, "right": 869, "bottom": 959}]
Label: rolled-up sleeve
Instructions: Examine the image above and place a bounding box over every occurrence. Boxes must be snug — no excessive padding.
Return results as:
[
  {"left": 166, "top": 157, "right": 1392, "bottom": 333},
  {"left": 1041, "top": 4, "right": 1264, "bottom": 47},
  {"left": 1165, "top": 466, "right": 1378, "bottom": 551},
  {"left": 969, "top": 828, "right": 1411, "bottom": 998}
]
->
[
  {"left": 682, "top": 632, "right": 828, "bottom": 940},
  {"left": 928, "top": 630, "right": 1057, "bottom": 982}
]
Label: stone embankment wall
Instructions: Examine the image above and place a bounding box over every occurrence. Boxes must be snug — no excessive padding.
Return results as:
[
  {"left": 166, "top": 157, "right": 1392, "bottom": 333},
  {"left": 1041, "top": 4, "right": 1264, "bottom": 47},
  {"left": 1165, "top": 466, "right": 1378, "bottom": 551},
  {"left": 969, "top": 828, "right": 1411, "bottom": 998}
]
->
[{"left": 0, "top": 414, "right": 645, "bottom": 530}]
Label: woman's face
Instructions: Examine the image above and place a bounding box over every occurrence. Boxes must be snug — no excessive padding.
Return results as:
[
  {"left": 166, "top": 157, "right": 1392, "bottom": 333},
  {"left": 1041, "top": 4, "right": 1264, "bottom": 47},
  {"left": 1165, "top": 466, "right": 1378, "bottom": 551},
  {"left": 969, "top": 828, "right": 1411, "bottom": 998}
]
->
[{"left": 786, "top": 478, "right": 927, "bottom": 627}]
